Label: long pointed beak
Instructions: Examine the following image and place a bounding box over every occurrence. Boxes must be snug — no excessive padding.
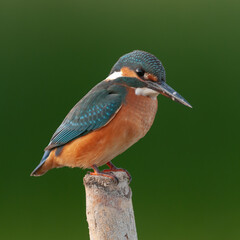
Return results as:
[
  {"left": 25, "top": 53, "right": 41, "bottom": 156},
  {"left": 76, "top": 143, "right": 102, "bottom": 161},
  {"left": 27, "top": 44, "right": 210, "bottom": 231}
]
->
[{"left": 147, "top": 81, "right": 192, "bottom": 108}]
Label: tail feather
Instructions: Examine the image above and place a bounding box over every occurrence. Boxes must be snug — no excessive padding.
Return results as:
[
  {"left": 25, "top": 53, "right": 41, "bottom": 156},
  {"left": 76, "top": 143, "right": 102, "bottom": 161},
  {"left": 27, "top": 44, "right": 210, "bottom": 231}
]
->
[{"left": 30, "top": 150, "right": 51, "bottom": 176}]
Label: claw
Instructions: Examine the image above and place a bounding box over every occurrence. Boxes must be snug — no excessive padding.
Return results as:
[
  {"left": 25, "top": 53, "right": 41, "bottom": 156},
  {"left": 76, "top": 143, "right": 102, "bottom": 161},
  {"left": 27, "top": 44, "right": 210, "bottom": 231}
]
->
[
  {"left": 89, "top": 165, "right": 119, "bottom": 184},
  {"left": 90, "top": 171, "right": 119, "bottom": 184},
  {"left": 103, "top": 161, "right": 132, "bottom": 183}
]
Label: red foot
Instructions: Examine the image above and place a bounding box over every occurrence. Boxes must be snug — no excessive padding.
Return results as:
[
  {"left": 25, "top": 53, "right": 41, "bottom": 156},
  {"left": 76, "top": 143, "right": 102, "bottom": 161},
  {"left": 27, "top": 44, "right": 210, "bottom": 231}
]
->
[
  {"left": 102, "top": 162, "right": 132, "bottom": 182},
  {"left": 89, "top": 165, "right": 119, "bottom": 184}
]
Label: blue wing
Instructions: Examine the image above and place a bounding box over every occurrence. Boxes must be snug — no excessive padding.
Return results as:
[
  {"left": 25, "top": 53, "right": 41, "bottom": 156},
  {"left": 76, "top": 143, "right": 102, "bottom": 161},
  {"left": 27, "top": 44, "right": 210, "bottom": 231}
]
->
[{"left": 45, "top": 83, "right": 127, "bottom": 150}]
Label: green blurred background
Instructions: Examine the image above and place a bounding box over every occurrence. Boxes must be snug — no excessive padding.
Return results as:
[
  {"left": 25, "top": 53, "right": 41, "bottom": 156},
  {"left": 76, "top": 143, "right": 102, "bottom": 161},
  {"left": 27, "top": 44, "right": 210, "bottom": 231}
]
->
[{"left": 1, "top": 0, "right": 240, "bottom": 239}]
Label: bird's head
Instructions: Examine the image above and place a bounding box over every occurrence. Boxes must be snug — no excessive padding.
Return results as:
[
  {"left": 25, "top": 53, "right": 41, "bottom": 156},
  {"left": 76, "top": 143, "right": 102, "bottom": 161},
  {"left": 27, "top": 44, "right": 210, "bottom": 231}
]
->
[{"left": 107, "top": 50, "right": 192, "bottom": 108}]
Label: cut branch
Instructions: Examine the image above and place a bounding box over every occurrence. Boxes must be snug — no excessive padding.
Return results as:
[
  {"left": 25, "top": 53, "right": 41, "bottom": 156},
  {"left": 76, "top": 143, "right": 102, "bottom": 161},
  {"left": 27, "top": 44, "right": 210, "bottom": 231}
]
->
[{"left": 84, "top": 172, "right": 138, "bottom": 240}]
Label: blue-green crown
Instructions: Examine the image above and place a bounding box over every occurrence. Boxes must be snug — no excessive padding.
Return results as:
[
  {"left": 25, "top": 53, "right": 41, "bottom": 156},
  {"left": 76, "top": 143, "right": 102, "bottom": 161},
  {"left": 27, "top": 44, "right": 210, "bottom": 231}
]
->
[{"left": 110, "top": 50, "right": 166, "bottom": 82}]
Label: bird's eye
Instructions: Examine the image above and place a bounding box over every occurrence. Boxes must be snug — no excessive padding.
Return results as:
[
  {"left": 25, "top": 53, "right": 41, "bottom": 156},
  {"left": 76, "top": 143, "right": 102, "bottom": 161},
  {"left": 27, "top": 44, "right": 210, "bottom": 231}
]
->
[{"left": 135, "top": 68, "right": 145, "bottom": 77}]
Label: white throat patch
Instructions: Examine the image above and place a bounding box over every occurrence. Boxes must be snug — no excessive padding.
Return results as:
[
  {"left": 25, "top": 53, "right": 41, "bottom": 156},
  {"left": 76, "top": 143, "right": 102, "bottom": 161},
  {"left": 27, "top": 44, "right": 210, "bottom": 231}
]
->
[
  {"left": 106, "top": 71, "right": 123, "bottom": 81},
  {"left": 135, "top": 87, "right": 159, "bottom": 99}
]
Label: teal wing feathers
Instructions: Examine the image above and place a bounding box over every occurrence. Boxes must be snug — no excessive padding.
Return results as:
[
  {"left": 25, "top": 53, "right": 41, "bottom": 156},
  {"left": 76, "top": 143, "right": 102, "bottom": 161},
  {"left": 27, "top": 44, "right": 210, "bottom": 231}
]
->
[{"left": 45, "top": 82, "right": 127, "bottom": 150}]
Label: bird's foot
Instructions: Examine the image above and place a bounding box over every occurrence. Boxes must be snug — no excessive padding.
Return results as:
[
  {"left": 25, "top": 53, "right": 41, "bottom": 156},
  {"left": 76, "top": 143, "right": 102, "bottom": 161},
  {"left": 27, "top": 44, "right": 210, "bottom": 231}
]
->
[
  {"left": 102, "top": 168, "right": 132, "bottom": 183},
  {"left": 89, "top": 165, "right": 119, "bottom": 184},
  {"left": 103, "top": 161, "right": 132, "bottom": 183}
]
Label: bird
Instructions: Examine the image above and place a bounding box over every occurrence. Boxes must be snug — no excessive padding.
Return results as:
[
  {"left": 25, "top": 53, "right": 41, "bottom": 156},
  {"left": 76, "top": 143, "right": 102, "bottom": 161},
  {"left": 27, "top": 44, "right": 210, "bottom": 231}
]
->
[{"left": 31, "top": 50, "right": 192, "bottom": 181}]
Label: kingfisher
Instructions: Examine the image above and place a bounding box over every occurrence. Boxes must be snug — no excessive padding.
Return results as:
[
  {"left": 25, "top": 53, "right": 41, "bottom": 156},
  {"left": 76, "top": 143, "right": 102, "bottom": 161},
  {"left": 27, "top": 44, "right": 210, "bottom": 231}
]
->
[{"left": 31, "top": 50, "right": 192, "bottom": 181}]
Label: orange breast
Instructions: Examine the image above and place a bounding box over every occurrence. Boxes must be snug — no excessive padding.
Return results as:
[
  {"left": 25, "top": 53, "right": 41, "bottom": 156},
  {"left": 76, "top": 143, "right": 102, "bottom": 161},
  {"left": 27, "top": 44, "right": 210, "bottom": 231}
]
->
[{"left": 45, "top": 87, "right": 158, "bottom": 170}]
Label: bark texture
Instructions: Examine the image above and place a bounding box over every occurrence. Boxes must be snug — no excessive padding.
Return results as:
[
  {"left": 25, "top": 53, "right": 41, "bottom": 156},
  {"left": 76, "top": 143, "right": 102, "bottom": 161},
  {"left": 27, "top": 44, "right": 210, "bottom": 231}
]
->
[{"left": 84, "top": 172, "right": 138, "bottom": 240}]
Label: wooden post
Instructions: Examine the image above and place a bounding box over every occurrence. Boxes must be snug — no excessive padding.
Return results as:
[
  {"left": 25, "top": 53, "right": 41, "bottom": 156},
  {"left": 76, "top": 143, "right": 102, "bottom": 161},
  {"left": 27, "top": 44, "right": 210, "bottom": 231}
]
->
[{"left": 83, "top": 171, "right": 138, "bottom": 240}]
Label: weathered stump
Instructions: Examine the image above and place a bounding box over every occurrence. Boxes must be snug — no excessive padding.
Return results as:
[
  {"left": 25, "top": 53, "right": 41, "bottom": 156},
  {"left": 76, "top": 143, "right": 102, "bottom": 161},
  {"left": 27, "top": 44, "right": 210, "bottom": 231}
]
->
[{"left": 84, "top": 172, "right": 138, "bottom": 240}]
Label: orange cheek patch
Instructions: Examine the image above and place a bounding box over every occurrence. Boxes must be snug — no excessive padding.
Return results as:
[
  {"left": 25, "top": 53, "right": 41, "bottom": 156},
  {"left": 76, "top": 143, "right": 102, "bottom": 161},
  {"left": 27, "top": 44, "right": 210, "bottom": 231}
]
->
[
  {"left": 121, "top": 67, "right": 140, "bottom": 79},
  {"left": 120, "top": 67, "right": 158, "bottom": 82},
  {"left": 145, "top": 73, "right": 158, "bottom": 82}
]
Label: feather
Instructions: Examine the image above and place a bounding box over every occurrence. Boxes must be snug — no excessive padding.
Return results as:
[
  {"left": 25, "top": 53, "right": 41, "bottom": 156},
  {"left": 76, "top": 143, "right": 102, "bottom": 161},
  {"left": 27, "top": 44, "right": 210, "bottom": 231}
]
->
[{"left": 45, "top": 82, "right": 127, "bottom": 150}]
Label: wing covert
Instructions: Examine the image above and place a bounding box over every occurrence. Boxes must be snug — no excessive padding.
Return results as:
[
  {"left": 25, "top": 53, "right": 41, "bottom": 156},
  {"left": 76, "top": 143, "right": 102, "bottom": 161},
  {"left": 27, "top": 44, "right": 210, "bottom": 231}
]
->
[{"left": 45, "top": 83, "right": 126, "bottom": 150}]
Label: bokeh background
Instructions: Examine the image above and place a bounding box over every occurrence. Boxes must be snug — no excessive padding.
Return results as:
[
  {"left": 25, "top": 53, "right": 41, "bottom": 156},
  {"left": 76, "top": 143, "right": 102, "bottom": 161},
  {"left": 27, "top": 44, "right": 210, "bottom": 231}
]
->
[{"left": 1, "top": 0, "right": 240, "bottom": 239}]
